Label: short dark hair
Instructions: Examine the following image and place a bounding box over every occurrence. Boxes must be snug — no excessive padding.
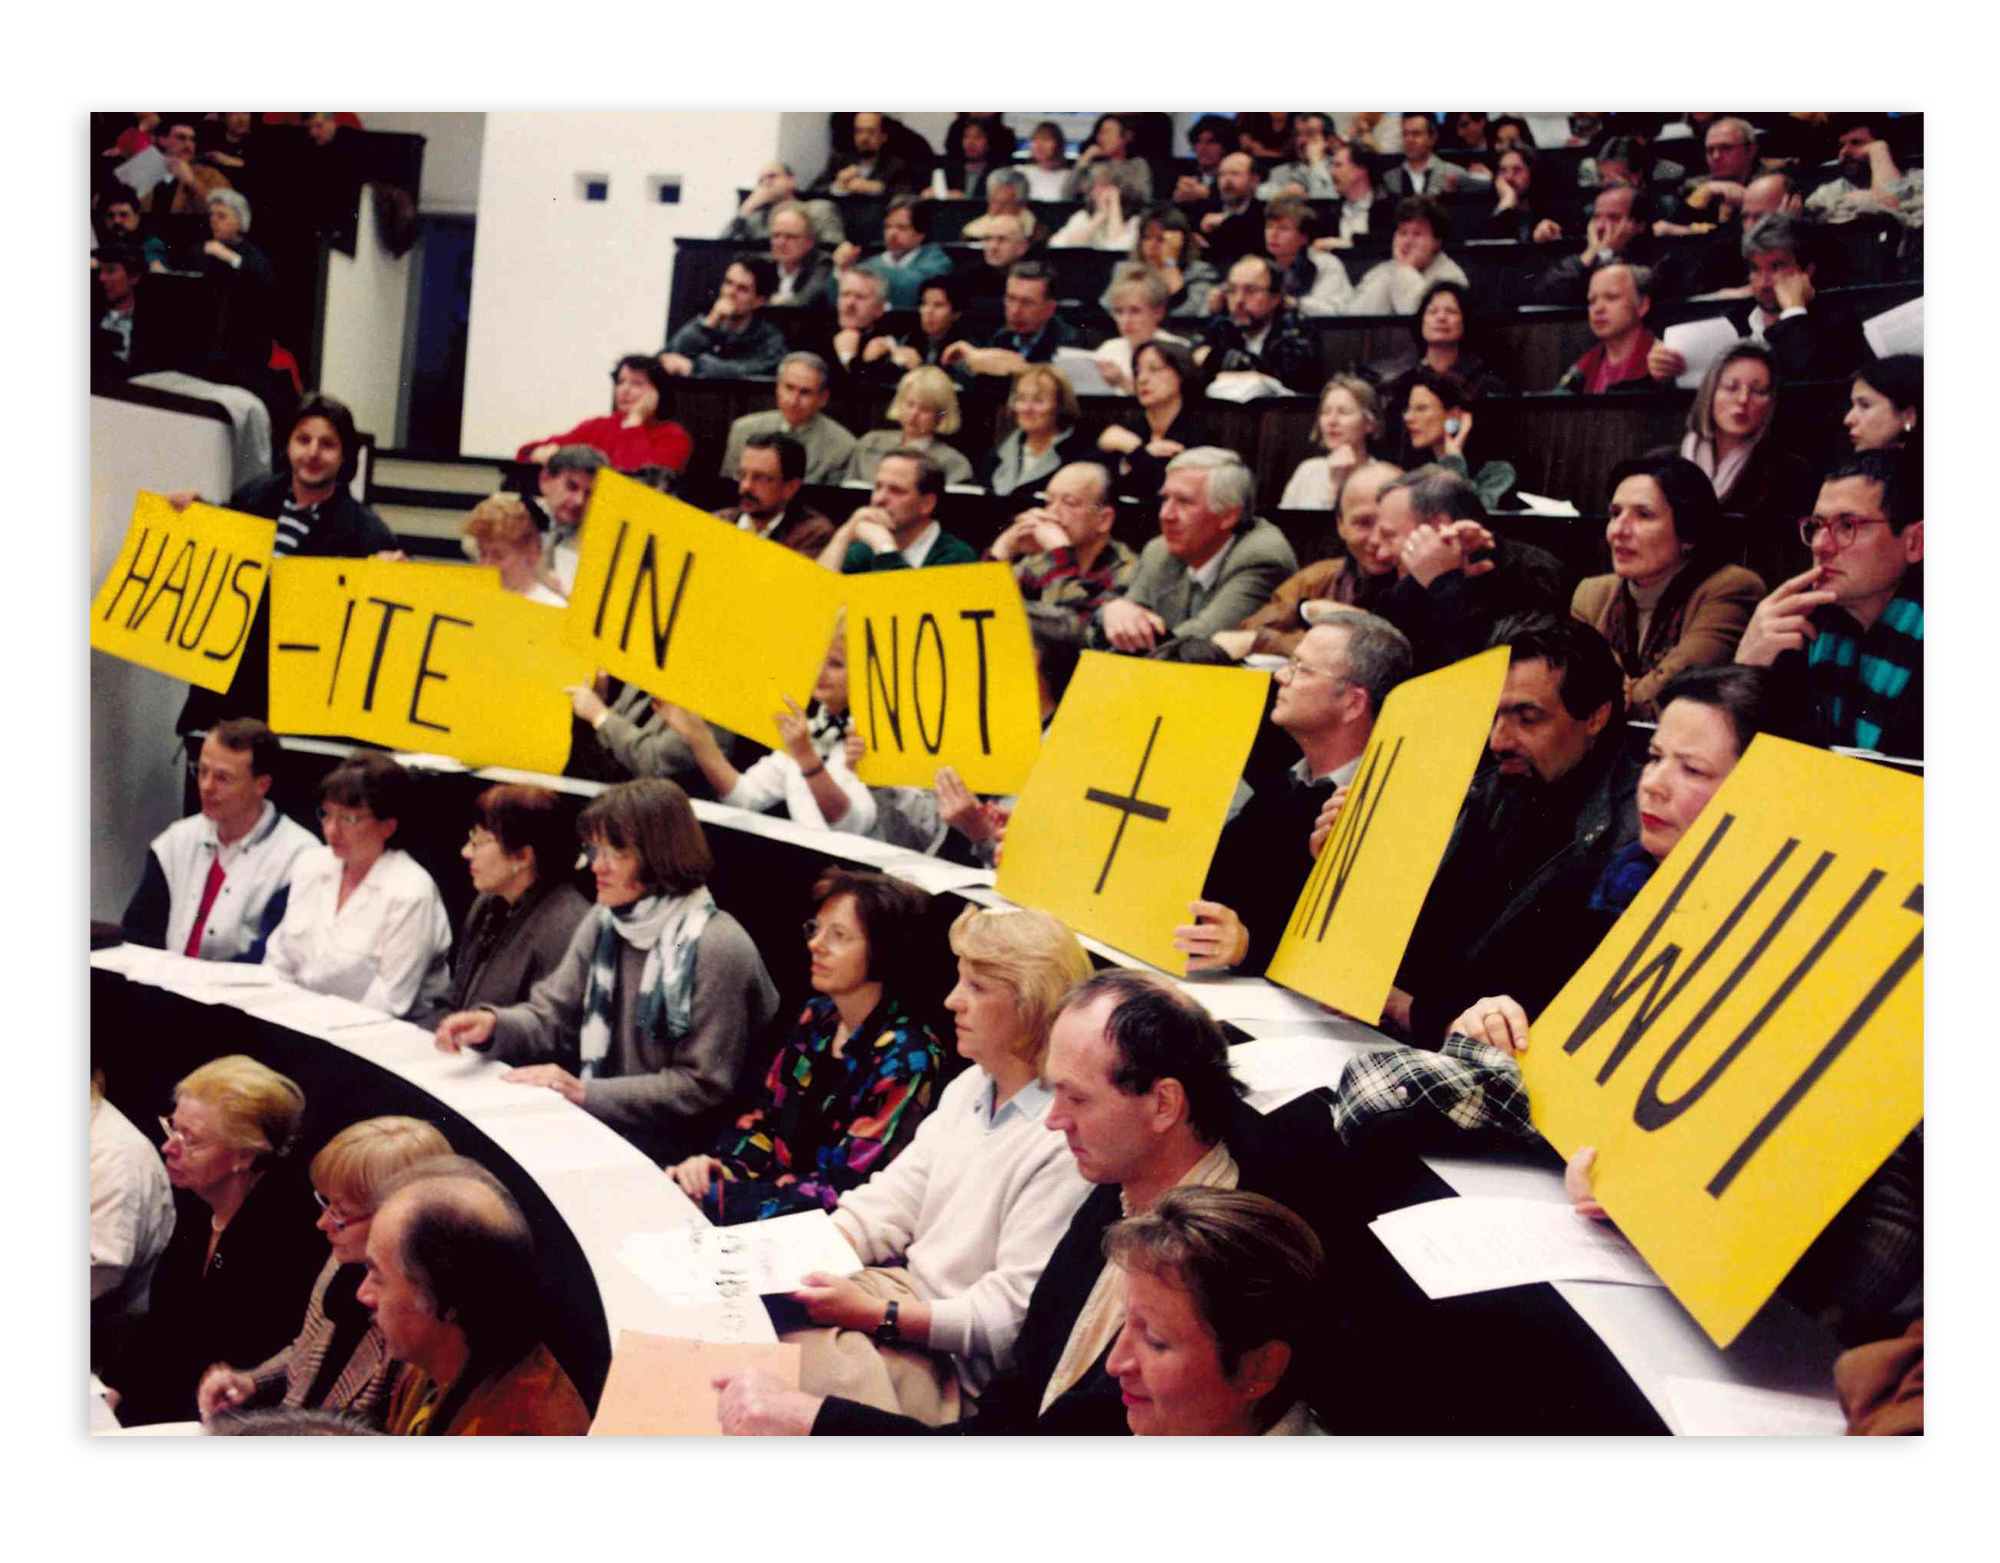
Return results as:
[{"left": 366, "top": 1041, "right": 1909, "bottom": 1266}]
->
[
  {"left": 1391, "top": 461, "right": 1486, "bottom": 526},
  {"left": 1593, "top": 176, "right": 1652, "bottom": 224},
  {"left": 918, "top": 274, "right": 964, "bottom": 313},
  {"left": 576, "top": 778, "right": 713, "bottom": 895},
  {"left": 885, "top": 193, "right": 929, "bottom": 235},
  {"left": 103, "top": 190, "right": 141, "bottom": 213},
  {"left": 743, "top": 429, "right": 807, "bottom": 484},
  {"left": 382, "top": 1158, "right": 540, "bottom": 1367},
  {"left": 1401, "top": 112, "right": 1436, "bottom": 133},
  {"left": 1489, "top": 613, "right": 1626, "bottom": 728},
  {"left": 208, "top": 716, "right": 282, "bottom": 779},
  {"left": 611, "top": 353, "right": 673, "bottom": 416},
  {"left": 1821, "top": 449, "right": 1922, "bottom": 534},
  {"left": 1264, "top": 196, "right": 1316, "bottom": 237},
  {"left": 1132, "top": 335, "right": 1196, "bottom": 394},
  {"left": 729, "top": 252, "right": 778, "bottom": 299},
  {"left": 1488, "top": 115, "right": 1533, "bottom": 148},
  {"left": 1395, "top": 196, "right": 1451, "bottom": 243},
  {"left": 1007, "top": 259, "right": 1056, "bottom": 300},
  {"left": 810, "top": 867, "right": 932, "bottom": 992},
  {"left": 1496, "top": 141, "right": 1538, "bottom": 178},
  {"left": 320, "top": 750, "right": 413, "bottom": 825},
  {"left": 96, "top": 243, "right": 142, "bottom": 277},
  {"left": 1654, "top": 664, "right": 1809, "bottom": 756},
  {"left": 1409, "top": 366, "right": 1478, "bottom": 416},
  {"left": 1189, "top": 114, "right": 1235, "bottom": 147},
  {"left": 1604, "top": 451, "right": 1727, "bottom": 565},
  {"left": 472, "top": 784, "right": 574, "bottom": 876},
  {"left": 881, "top": 446, "right": 946, "bottom": 499},
  {"left": 1852, "top": 353, "right": 1923, "bottom": 417},
  {"left": 288, "top": 393, "right": 362, "bottom": 487},
  {"left": 1061, "top": 969, "right": 1245, "bottom": 1146},
  {"left": 1408, "top": 279, "right": 1472, "bottom": 347}
]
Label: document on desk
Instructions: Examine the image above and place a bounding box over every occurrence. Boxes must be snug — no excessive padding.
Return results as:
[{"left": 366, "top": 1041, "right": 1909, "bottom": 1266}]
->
[
  {"left": 590, "top": 1332, "right": 803, "bottom": 1436},
  {"left": 1661, "top": 1375, "right": 1845, "bottom": 1437},
  {"left": 1663, "top": 316, "right": 1743, "bottom": 389},
  {"left": 1368, "top": 1196, "right": 1665, "bottom": 1300},
  {"left": 1181, "top": 977, "right": 1348, "bottom": 1029},
  {"left": 621, "top": 1210, "right": 862, "bottom": 1304},
  {"left": 876, "top": 854, "right": 998, "bottom": 896},
  {"left": 230, "top": 986, "right": 394, "bottom": 1038},
  {"left": 1863, "top": 295, "right": 1924, "bottom": 358},
  {"left": 1226, "top": 1033, "right": 1384, "bottom": 1113}
]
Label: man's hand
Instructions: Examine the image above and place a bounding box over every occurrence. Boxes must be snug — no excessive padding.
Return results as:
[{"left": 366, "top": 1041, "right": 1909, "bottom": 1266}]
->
[
  {"left": 791, "top": 1271, "right": 884, "bottom": 1331},
  {"left": 860, "top": 334, "right": 894, "bottom": 363},
  {"left": 435, "top": 1010, "right": 497, "bottom": 1053},
  {"left": 1199, "top": 209, "right": 1228, "bottom": 235},
  {"left": 1307, "top": 784, "right": 1349, "bottom": 857},
  {"left": 163, "top": 490, "right": 203, "bottom": 512},
  {"left": 1403, "top": 520, "right": 1495, "bottom": 586},
  {"left": 1173, "top": 899, "right": 1250, "bottom": 974},
  {"left": 656, "top": 700, "right": 713, "bottom": 745},
  {"left": 845, "top": 506, "right": 898, "bottom": 554},
  {"left": 1100, "top": 599, "right": 1167, "bottom": 653},
  {"left": 196, "top": 1365, "right": 256, "bottom": 1419},
  {"left": 934, "top": 765, "right": 1006, "bottom": 844},
  {"left": 1530, "top": 217, "right": 1564, "bottom": 244},
  {"left": 713, "top": 1370, "right": 822, "bottom": 1436},
  {"left": 525, "top": 441, "right": 561, "bottom": 464},
  {"left": 1735, "top": 568, "right": 1836, "bottom": 666},
  {"left": 1381, "top": 986, "right": 1415, "bottom": 1033},
  {"left": 1772, "top": 267, "right": 1815, "bottom": 313},
  {"left": 658, "top": 352, "right": 694, "bottom": 377},
  {"left": 669, "top": 1154, "right": 726, "bottom": 1201},
  {"left": 566, "top": 685, "right": 610, "bottom": 726},
  {"left": 938, "top": 341, "right": 973, "bottom": 368},
  {"left": 1645, "top": 341, "right": 1686, "bottom": 383},
  {"left": 502, "top": 1063, "right": 587, "bottom": 1105},
  {"left": 202, "top": 239, "right": 238, "bottom": 264},
  {"left": 1446, "top": 994, "right": 1532, "bottom": 1055},
  {"left": 1208, "top": 628, "right": 1256, "bottom": 662},
  {"left": 887, "top": 344, "right": 922, "bottom": 371},
  {"left": 1564, "top": 1146, "right": 1609, "bottom": 1222},
  {"left": 1172, "top": 174, "right": 1210, "bottom": 203},
  {"left": 831, "top": 241, "right": 861, "bottom": 271}
]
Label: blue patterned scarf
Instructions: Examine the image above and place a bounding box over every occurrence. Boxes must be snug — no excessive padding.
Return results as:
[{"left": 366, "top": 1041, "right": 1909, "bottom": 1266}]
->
[{"left": 577, "top": 887, "right": 716, "bottom": 1078}]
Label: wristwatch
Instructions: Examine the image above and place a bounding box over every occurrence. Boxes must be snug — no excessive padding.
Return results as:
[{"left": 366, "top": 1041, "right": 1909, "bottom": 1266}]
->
[{"left": 872, "top": 1300, "right": 900, "bottom": 1345}]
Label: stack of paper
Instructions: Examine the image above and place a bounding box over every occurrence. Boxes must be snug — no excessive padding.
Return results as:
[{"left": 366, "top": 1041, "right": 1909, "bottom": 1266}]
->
[
  {"left": 1226, "top": 1032, "right": 1385, "bottom": 1113},
  {"left": 620, "top": 1209, "right": 862, "bottom": 1306},
  {"left": 1369, "top": 1196, "right": 1664, "bottom": 1300}
]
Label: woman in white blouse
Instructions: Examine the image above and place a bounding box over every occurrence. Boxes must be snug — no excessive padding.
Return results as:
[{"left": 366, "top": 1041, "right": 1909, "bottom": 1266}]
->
[
  {"left": 781, "top": 905, "right": 1095, "bottom": 1426},
  {"left": 263, "top": 753, "right": 451, "bottom": 1017}
]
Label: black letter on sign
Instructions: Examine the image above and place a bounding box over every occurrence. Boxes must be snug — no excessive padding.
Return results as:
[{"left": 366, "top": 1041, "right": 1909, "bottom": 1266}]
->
[
  {"left": 173, "top": 548, "right": 228, "bottom": 651},
  {"left": 326, "top": 586, "right": 356, "bottom": 704},
  {"left": 591, "top": 519, "right": 631, "bottom": 639},
  {"left": 620, "top": 537, "right": 692, "bottom": 670},
  {"left": 132, "top": 538, "right": 196, "bottom": 641},
  {"left": 959, "top": 608, "right": 996, "bottom": 753},
  {"left": 102, "top": 526, "right": 163, "bottom": 627},
  {"left": 408, "top": 612, "right": 474, "bottom": 733},
  {"left": 1284, "top": 734, "right": 1403, "bottom": 943},
  {"left": 361, "top": 597, "right": 414, "bottom": 711},
  {"left": 913, "top": 613, "right": 947, "bottom": 755},
  {"left": 864, "top": 618, "right": 902, "bottom": 750},
  {"left": 1705, "top": 883, "right": 1923, "bottom": 1199},
  {"left": 208, "top": 559, "right": 263, "bottom": 661}
]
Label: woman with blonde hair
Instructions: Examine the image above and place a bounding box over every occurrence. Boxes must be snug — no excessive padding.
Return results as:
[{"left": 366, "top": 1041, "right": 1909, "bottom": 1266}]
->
[
  {"left": 1278, "top": 374, "right": 1383, "bottom": 510},
  {"left": 976, "top": 364, "right": 1080, "bottom": 497},
  {"left": 782, "top": 906, "right": 1095, "bottom": 1425},
  {"left": 195, "top": 1116, "right": 452, "bottom": 1427},
  {"left": 97, "top": 1055, "right": 325, "bottom": 1426},
  {"left": 843, "top": 368, "right": 975, "bottom": 487},
  {"left": 462, "top": 494, "right": 566, "bottom": 605}
]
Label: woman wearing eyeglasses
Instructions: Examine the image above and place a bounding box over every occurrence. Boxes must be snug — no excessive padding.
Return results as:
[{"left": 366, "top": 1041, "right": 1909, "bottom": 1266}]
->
[
  {"left": 668, "top": 869, "right": 943, "bottom": 1224},
  {"left": 413, "top": 785, "right": 590, "bottom": 1031},
  {"left": 194, "top": 1116, "right": 451, "bottom": 1428},
  {"left": 262, "top": 752, "right": 452, "bottom": 1018},
  {"left": 95, "top": 1056, "right": 324, "bottom": 1427},
  {"left": 1680, "top": 339, "right": 1817, "bottom": 588}
]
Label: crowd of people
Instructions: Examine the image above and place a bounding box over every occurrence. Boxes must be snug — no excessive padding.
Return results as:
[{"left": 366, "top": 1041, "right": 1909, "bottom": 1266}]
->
[{"left": 91, "top": 109, "right": 1924, "bottom": 1439}]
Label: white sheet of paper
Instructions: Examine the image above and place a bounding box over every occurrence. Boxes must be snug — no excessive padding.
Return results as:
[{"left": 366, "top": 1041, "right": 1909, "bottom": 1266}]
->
[
  {"left": 230, "top": 986, "right": 392, "bottom": 1036},
  {"left": 1180, "top": 977, "right": 1350, "bottom": 1028},
  {"left": 1226, "top": 1033, "right": 1385, "bottom": 1113},
  {"left": 1512, "top": 490, "right": 1582, "bottom": 517},
  {"left": 1862, "top": 296, "right": 1924, "bottom": 358},
  {"left": 1368, "top": 1196, "right": 1665, "bottom": 1299},
  {"left": 621, "top": 1209, "right": 861, "bottom": 1304},
  {"left": 1661, "top": 1375, "right": 1846, "bottom": 1437},
  {"left": 1664, "top": 316, "right": 1743, "bottom": 389},
  {"left": 876, "top": 854, "right": 998, "bottom": 895},
  {"left": 1054, "top": 346, "right": 1116, "bottom": 396}
]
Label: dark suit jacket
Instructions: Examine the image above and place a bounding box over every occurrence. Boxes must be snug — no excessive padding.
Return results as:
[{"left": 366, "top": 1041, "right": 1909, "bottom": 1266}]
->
[
  {"left": 416, "top": 880, "right": 592, "bottom": 1031},
  {"left": 1374, "top": 537, "right": 1567, "bottom": 673},
  {"left": 1200, "top": 200, "right": 1266, "bottom": 271},
  {"left": 711, "top": 498, "right": 836, "bottom": 558},
  {"left": 1726, "top": 299, "right": 1873, "bottom": 383}
]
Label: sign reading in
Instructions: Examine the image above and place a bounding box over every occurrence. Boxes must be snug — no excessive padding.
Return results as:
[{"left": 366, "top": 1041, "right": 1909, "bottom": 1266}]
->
[
  {"left": 90, "top": 493, "right": 276, "bottom": 691},
  {"left": 1520, "top": 737, "right": 1923, "bottom": 1347}
]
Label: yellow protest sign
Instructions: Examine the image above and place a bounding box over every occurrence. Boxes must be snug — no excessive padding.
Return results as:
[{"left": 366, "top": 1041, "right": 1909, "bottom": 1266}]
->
[
  {"left": 845, "top": 562, "right": 1041, "bottom": 793},
  {"left": 996, "top": 652, "right": 1269, "bottom": 971},
  {"left": 1265, "top": 646, "right": 1508, "bottom": 1020},
  {"left": 564, "top": 471, "right": 844, "bottom": 748},
  {"left": 268, "top": 558, "right": 592, "bottom": 773},
  {"left": 1520, "top": 737, "right": 1923, "bottom": 1347},
  {"left": 89, "top": 492, "right": 277, "bottom": 692}
]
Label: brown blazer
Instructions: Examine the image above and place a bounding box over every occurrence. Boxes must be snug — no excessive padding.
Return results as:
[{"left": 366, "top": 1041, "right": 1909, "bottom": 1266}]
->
[
  {"left": 385, "top": 1343, "right": 591, "bottom": 1436},
  {"left": 1571, "top": 563, "right": 1765, "bottom": 719},
  {"left": 1233, "top": 556, "right": 1372, "bottom": 658},
  {"left": 711, "top": 499, "right": 835, "bottom": 558}
]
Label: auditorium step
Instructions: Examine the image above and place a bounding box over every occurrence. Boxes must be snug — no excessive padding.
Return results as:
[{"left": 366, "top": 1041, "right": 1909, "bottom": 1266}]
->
[{"left": 368, "top": 450, "right": 511, "bottom": 558}]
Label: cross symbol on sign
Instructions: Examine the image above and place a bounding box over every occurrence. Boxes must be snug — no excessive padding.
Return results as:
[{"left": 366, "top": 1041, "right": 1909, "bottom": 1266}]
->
[{"left": 1084, "top": 715, "right": 1173, "bottom": 894}]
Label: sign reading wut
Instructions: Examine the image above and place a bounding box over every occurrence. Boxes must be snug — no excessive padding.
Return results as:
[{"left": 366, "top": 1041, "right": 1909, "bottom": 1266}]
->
[
  {"left": 90, "top": 493, "right": 277, "bottom": 691},
  {"left": 1522, "top": 738, "right": 1923, "bottom": 1347}
]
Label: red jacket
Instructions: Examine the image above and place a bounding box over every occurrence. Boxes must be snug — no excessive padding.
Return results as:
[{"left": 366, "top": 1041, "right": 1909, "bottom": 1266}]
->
[{"left": 519, "top": 416, "right": 692, "bottom": 474}]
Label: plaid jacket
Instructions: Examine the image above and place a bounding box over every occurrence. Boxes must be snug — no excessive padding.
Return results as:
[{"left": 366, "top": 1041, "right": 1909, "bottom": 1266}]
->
[
  {"left": 247, "top": 1256, "right": 398, "bottom": 1424},
  {"left": 1330, "top": 1033, "right": 1537, "bottom": 1148},
  {"left": 1009, "top": 539, "right": 1140, "bottom": 628}
]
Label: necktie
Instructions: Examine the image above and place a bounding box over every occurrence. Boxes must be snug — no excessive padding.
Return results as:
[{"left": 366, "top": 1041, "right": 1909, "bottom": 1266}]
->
[{"left": 184, "top": 858, "right": 227, "bottom": 957}]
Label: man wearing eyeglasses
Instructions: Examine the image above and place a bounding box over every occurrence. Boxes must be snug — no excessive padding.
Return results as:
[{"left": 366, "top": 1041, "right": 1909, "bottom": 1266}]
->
[
  {"left": 121, "top": 718, "right": 316, "bottom": 962},
  {"left": 1736, "top": 451, "right": 1924, "bottom": 758},
  {"left": 1197, "top": 255, "right": 1322, "bottom": 394}
]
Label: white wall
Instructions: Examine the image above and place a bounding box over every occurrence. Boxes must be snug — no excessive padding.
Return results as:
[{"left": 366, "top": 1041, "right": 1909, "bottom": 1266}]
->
[
  {"left": 320, "top": 188, "right": 413, "bottom": 448},
  {"left": 363, "top": 111, "right": 486, "bottom": 215},
  {"left": 459, "top": 112, "right": 786, "bottom": 459}
]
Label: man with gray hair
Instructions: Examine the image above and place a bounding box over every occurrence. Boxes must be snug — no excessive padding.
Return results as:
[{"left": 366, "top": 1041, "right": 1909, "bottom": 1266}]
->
[
  {"left": 1092, "top": 447, "right": 1298, "bottom": 655},
  {"left": 1177, "top": 609, "right": 1413, "bottom": 974},
  {"left": 764, "top": 201, "right": 836, "bottom": 308},
  {"left": 961, "top": 168, "right": 1037, "bottom": 242},
  {"left": 724, "top": 161, "right": 845, "bottom": 247},
  {"left": 719, "top": 350, "right": 857, "bottom": 484},
  {"left": 1671, "top": 115, "right": 1761, "bottom": 225}
]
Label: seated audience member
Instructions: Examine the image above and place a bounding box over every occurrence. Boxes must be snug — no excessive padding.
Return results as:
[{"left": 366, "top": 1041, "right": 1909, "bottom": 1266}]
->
[
  {"left": 1385, "top": 112, "right": 1473, "bottom": 196},
  {"left": 1092, "top": 271, "right": 1187, "bottom": 392},
  {"left": 535, "top": 444, "right": 607, "bottom": 591},
  {"left": 664, "top": 630, "right": 876, "bottom": 836},
  {"left": 1372, "top": 281, "right": 1508, "bottom": 437},
  {"left": 462, "top": 495, "right": 566, "bottom": 606},
  {"left": 190, "top": 189, "right": 279, "bottom": 379},
  {"left": 820, "top": 267, "right": 899, "bottom": 388},
  {"left": 264, "top": 753, "right": 452, "bottom": 1017},
  {"left": 1572, "top": 453, "right": 1766, "bottom": 719},
  {"left": 1098, "top": 338, "right": 1208, "bottom": 504},
  {"left": 976, "top": 364, "right": 1082, "bottom": 497},
  {"left": 1019, "top": 119, "right": 1074, "bottom": 202},
  {"left": 719, "top": 351, "right": 857, "bottom": 484},
  {"left": 820, "top": 450, "right": 979, "bottom": 573},
  {"left": 97, "top": 1057, "right": 322, "bottom": 1427},
  {"left": 937, "top": 115, "right": 1009, "bottom": 200},
  {"left": 1344, "top": 198, "right": 1470, "bottom": 315},
  {"left": 670, "top": 870, "right": 943, "bottom": 1224},
  {"left": 142, "top": 115, "right": 232, "bottom": 219},
  {"left": 954, "top": 225, "right": 1033, "bottom": 309},
  {"left": 410, "top": 786, "right": 592, "bottom": 1029},
  {"left": 517, "top": 355, "right": 692, "bottom": 476},
  {"left": 1186, "top": 611, "right": 1412, "bottom": 974},
  {"left": 1174, "top": 114, "right": 1236, "bottom": 203},
  {"left": 1650, "top": 166, "right": 1802, "bottom": 293},
  {"left": 1256, "top": 112, "right": 1339, "bottom": 200},
  {"left": 1261, "top": 196, "right": 1352, "bottom": 317},
  {"left": 122, "top": 717, "right": 316, "bottom": 961},
  {"left": 436, "top": 780, "right": 779, "bottom": 1165},
  {"left": 1196, "top": 152, "right": 1265, "bottom": 272},
  {"left": 195, "top": 1117, "right": 452, "bottom": 1428},
  {"left": 91, "top": 244, "right": 142, "bottom": 379},
  {"left": 942, "top": 260, "right": 1079, "bottom": 381},
  {"left": 1806, "top": 115, "right": 1921, "bottom": 228},
  {"left": 763, "top": 907, "right": 1091, "bottom": 1424},
  {"left": 1117, "top": 205, "right": 1221, "bottom": 318},
  {"left": 888, "top": 276, "right": 966, "bottom": 372},
  {"left": 988, "top": 461, "right": 1139, "bottom": 627},
  {"left": 1554, "top": 263, "right": 1657, "bottom": 394},
  {"left": 809, "top": 113, "right": 920, "bottom": 199},
  {"left": 714, "top": 430, "right": 837, "bottom": 555},
  {"left": 845, "top": 194, "right": 954, "bottom": 309},
  {"left": 1670, "top": 116, "right": 1760, "bottom": 227},
  {"left": 1067, "top": 114, "right": 1155, "bottom": 201},
  {"left": 90, "top": 1065, "right": 175, "bottom": 1338},
  {"left": 725, "top": 161, "right": 844, "bottom": 247},
  {"left": 960, "top": 167, "right": 1037, "bottom": 243},
  {"left": 1103, "top": 1187, "right": 1328, "bottom": 1435},
  {"left": 764, "top": 201, "right": 835, "bottom": 308},
  {"left": 1532, "top": 182, "right": 1660, "bottom": 305},
  {"left": 1480, "top": 142, "right": 1546, "bottom": 242},
  {"left": 1845, "top": 354, "right": 1922, "bottom": 454},
  {"left": 368, "top": 1159, "right": 591, "bottom": 1436},
  {"left": 170, "top": 394, "right": 396, "bottom": 732},
  {"left": 1368, "top": 465, "right": 1563, "bottom": 672},
  {"left": 1093, "top": 448, "right": 1299, "bottom": 655},
  {"left": 1646, "top": 214, "right": 1871, "bottom": 385},
  {"left": 1324, "top": 139, "right": 1393, "bottom": 245},
  {"left": 1389, "top": 615, "right": 1637, "bottom": 1047},
  {"left": 98, "top": 190, "right": 168, "bottom": 268},
  {"left": 846, "top": 368, "right": 976, "bottom": 487},
  {"left": 1199, "top": 256, "right": 1321, "bottom": 394},
  {"left": 1682, "top": 340, "right": 1818, "bottom": 586},
  {"left": 657, "top": 255, "right": 787, "bottom": 381},
  {"left": 1229, "top": 461, "right": 1406, "bottom": 656},
  {"left": 1279, "top": 375, "right": 1384, "bottom": 510},
  {"left": 1735, "top": 451, "right": 1923, "bottom": 758},
  {"left": 565, "top": 671, "right": 734, "bottom": 790},
  {"left": 1400, "top": 369, "right": 1517, "bottom": 509},
  {"left": 1051, "top": 161, "right": 1148, "bottom": 252}
]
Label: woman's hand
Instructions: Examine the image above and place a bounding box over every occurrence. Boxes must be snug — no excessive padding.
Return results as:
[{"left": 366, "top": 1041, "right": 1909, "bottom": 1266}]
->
[
  {"left": 202, "top": 239, "right": 238, "bottom": 264},
  {"left": 670, "top": 1155, "right": 726, "bottom": 1201},
  {"left": 502, "top": 1063, "right": 586, "bottom": 1105},
  {"left": 526, "top": 441, "right": 561, "bottom": 464},
  {"left": 843, "top": 726, "right": 866, "bottom": 770},
  {"left": 196, "top": 1365, "right": 256, "bottom": 1419},
  {"left": 1565, "top": 1146, "right": 1609, "bottom": 1222},
  {"left": 1447, "top": 994, "right": 1532, "bottom": 1055},
  {"left": 1145, "top": 436, "right": 1186, "bottom": 459},
  {"left": 565, "top": 685, "right": 609, "bottom": 725},
  {"left": 434, "top": 1010, "right": 496, "bottom": 1053},
  {"left": 1096, "top": 424, "right": 1142, "bottom": 456},
  {"left": 790, "top": 1272, "right": 884, "bottom": 1331},
  {"left": 1327, "top": 442, "right": 1362, "bottom": 475},
  {"left": 713, "top": 1370, "right": 821, "bottom": 1436},
  {"left": 773, "top": 695, "right": 816, "bottom": 764},
  {"left": 934, "top": 765, "right": 1006, "bottom": 844},
  {"left": 656, "top": 700, "right": 715, "bottom": 747},
  {"left": 1173, "top": 899, "right": 1250, "bottom": 974},
  {"left": 163, "top": 490, "right": 203, "bottom": 512},
  {"left": 1098, "top": 359, "right": 1132, "bottom": 392},
  {"left": 1441, "top": 408, "right": 1474, "bottom": 458}
]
